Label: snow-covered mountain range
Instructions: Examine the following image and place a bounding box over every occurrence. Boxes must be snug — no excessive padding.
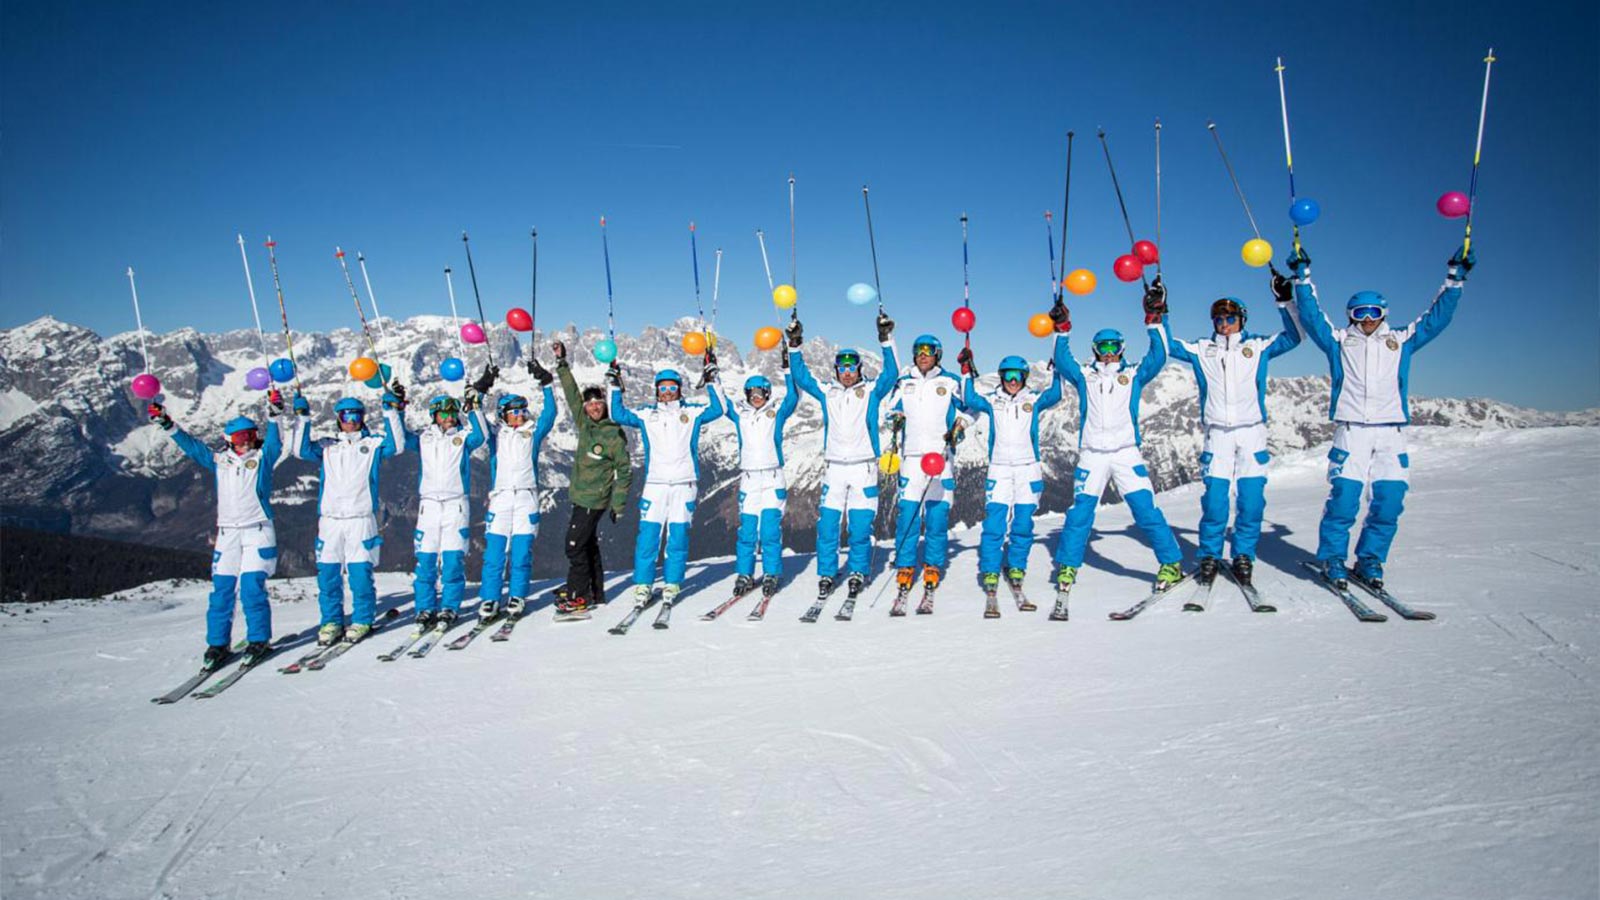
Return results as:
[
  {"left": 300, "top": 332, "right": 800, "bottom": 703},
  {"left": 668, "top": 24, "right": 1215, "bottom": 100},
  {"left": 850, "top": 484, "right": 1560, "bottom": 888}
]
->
[{"left": 1, "top": 314, "right": 1593, "bottom": 578}]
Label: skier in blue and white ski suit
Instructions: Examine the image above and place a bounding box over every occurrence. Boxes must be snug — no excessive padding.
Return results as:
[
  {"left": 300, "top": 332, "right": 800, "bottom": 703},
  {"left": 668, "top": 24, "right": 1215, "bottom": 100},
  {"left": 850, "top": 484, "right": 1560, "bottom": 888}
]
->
[
  {"left": 1166, "top": 293, "right": 1302, "bottom": 585},
  {"left": 290, "top": 392, "right": 402, "bottom": 645},
  {"left": 716, "top": 368, "right": 801, "bottom": 594},
  {"left": 787, "top": 313, "right": 900, "bottom": 595},
  {"left": 1051, "top": 286, "right": 1184, "bottom": 590},
  {"left": 610, "top": 362, "right": 724, "bottom": 609},
  {"left": 1291, "top": 244, "right": 1471, "bottom": 587},
  {"left": 475, "top": 362, "right": 557, "bottom": 621},
  {"left": 957, "top": 339, "right": 1068, "bottom": 593},
  {"left": 886, "top": 334, "right": 970, "bottom": 592},
  {"left": 396, "top": 392, "right": 486, "bottom": 630},
  {"left": 148, "top": 394, "right": 290, "bottom": 663}
]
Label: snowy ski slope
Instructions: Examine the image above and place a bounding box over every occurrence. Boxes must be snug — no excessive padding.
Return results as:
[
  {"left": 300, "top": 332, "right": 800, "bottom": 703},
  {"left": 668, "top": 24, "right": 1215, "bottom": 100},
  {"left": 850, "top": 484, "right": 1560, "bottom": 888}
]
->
[{"left": 2, "top": 426, "right": 1596, "bottom": 899}]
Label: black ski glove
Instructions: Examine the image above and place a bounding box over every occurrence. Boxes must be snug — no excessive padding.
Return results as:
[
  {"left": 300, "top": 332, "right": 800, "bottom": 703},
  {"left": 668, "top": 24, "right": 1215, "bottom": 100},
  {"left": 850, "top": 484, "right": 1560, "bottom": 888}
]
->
[
  {"left": 875, "top": 311, "right": 895, "bottom": 343},
  {"left": 528, "top": 358, "right": 554, "bottom": 387},
  {"left": 785, "top": 318, "right": 804, "bottom": 348},
  {"left": 1269, "top": 266, "right": 1294, "bottom": 305},
  {"left": 1286, "top": 247, "right": 1311, "bottom": 279},
  {"left": 1049, "top": 299, "right": 1072, "bottom": 334},
  {"left": 147, "top": 402, "right": 173, "bottom": 430},
  {"left": 605, "top": 361, "right": 623, "bottom": 390},
  {"left": 1142, "top": 276, "right": 1168, "bottom": 321},
  {"left": 956, "top": 347, "right": 976, "bottom": 377},
  {"left": 1448, "top": 245, "right": 1476, "bottom": 281},
  {"left": 471, "top": 363, "right": 499, "bottom": 395}
]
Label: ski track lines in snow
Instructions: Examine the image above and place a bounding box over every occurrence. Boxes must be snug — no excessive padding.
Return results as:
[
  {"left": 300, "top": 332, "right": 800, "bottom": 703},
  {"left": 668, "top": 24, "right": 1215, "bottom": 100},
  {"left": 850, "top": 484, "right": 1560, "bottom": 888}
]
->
[{"left": 1, "top": 427, "right": 1597, "bottom": 900}]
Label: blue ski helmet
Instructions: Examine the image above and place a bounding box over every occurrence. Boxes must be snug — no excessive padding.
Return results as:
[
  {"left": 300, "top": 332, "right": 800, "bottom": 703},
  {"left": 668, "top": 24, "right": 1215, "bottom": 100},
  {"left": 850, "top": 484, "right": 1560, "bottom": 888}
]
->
[
  {"left": 1347, "top": 290, "right": 1388, "bottom": 311},
  {"left": 497, "top": 394, "right": 529, "bottom": 416},
  {"left": 744, "top": 374, "right": 773, "bottom": 394},
  {"left": 223, "top": 416, "right": 257, "bottom": 436},
  {"left": 912, "top": 334, "right": 943, "bottom": 360},
  {"left": 997, "top": 355, "right": 1030, "bottom": 376},
  {"left": 333, "top": 397, "right": 366, "bottom": 415},
  {"left": 654, "top": 369, "right": 683, "bottom": 388},
  {"left": 1091, "top": 328, "right": 1124, "bottom": 345},
  {"left": 834, "top": 348, "right": 863, "bottom": 369}
]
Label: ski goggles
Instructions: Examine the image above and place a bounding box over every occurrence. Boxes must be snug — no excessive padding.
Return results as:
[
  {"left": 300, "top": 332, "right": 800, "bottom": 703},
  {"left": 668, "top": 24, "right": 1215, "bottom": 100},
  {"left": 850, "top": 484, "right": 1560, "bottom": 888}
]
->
[
  {"left": 1093, "top": 339, "right": 1125, "bottom": 357},
  {"left": 501, "top": 405, "right": 529, "bottom": 418},
  {"left": 834, "top": 352, "right": 862, "bottom": 369},
  {"left": 337, "top": 409, "right": 365, "bottom": 425},
  {"left": 428, "top": 399, "right": 460, "bottom": 417},
  {"left": 1212, "top": 314, "right": 1242, "bottom": 326},
  {"left": 228, "top": 429, "right": 259, "bottom": 447},
  {"left": 656, "top": 382, "right": 682, "bottom": 396},
  {"left": 999, "top": 369, "right": 1028, "bottom": 385},
  {"left": 913, "top": 343, "right": 940, "bottom": 358},
  {"left": 745, "top": 387, "right": 771, "bottom": 402},
  {"left": 1348, "top": 305, "right": 1387, "bottom": 322}
]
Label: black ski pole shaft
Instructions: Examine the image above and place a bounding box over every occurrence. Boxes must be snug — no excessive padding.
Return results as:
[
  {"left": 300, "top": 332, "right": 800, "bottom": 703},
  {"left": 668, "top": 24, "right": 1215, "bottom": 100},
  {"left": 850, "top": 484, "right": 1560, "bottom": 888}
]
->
[
  {"left": 1058, "top": 130, "right": 1074, "bottom": 300},
  {"left": 461, "top": 231, "right": 497, "bottom": 367},
  {"left": 862, "top": 185, "right": 884, "bottom": 313},
  {"left": 1098, "top": 128, "right": 1147, "bottom": 290}
]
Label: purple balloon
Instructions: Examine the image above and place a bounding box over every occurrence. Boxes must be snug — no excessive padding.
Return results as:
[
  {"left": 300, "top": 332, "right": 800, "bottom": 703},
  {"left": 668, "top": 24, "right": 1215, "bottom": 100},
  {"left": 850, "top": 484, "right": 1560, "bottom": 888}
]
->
[
  {"left": 245, "top": 366, "right": 272, "bottom": 390},
  {"left": 461, "top": 322, "right": 486, "bottom": 345},
  {"left": 130, "top": 373, "right": 161, "bottom": 400},
  {"left": 1436, "top": 191, "right": 1470, "bottom": 219}
]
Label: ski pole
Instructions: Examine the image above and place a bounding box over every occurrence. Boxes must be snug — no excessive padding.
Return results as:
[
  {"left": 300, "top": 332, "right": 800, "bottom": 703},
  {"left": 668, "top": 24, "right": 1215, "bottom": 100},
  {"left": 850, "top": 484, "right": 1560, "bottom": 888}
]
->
[
  {"left": 236, "top": 235, "right": 269, "bottom": 366},
  {"left": 264, "top": 237, "right": 303, "bottom": 393},
  {"left": 1154, "top": 117, "right": 1164, "bottom": 277},
  {"left": 1044, "top": 211, "right": 1058, "bottom": 297},
  {"left": 126, "top": 266, "right": 151, "bottom": 376},
  {"left": 1097, "top": 128, "right": 1148, "bottom": 290},
  {"left": 1057, "top": 130, "right": 1075, "bottom": 301},
  {"left": 529, "top": 227, "right": 539, "bottom": 363},
  {"left": 959, "top": 212, "right": 971, "bottom": 352},
  {"left": 690, "top": 221, "right": 707, "bottom": 338},
  {"left": 1463, "top": 48, "right": 1496, "bottom": 256},
  {"left": 709, "top": 248, "right": 722, "bottom": 349},
  {"left": 600, "top": 216, "right": 616, "bottom": 342},
  {"left": 1207, "top": 121, "right": 1263, "bottom": 240},
  {"left": 755, "top": 228, "right": 782, "bottom": 326},
  {"left": 336, "top": 247, "right": 385, "bottom": 381},
  {"left": 787, "top": 173, "right": 798, "bottom": 323},
  {"left": 1274, "top": 58, "right": 1301, "bottom": 254},
  {"left": 443, "top": 267, "right": 468, "bottom": 354},
  {"left": 461, "top": 231, "right": 497, "bottom": 367},
  {"left": 862, "top": 185, "right": 885, "bottom": 314},
  {"left": 356, "top": 253, "right": 391, "bottom": 349}
]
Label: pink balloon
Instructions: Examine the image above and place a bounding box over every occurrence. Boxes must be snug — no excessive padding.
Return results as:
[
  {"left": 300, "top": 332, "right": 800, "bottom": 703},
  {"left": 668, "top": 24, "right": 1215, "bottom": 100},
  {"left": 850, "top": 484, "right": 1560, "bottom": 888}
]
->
[
  {"left": 461, "top": 322, "right": 486, "bottom": 344},
  {"left": 920, "top": 452, "right": 945, "bottom": 477},
  {"left": 1436, "top": 191, "right": 1470, "bottom": 219},
  {"left": 130, "top": 373, "right": 161, "bottom": 400}
]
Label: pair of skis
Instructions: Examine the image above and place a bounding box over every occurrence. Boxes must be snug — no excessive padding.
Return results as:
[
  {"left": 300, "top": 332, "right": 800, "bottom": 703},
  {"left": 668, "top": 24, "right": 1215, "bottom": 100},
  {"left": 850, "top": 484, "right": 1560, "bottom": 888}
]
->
[
  {"left": 1299, "top": 561, "right": 1434, "bottom": 622},
  {"left": 701, "top": 581, "right": 779, "bottom": 622},
  {"left": 609, "top": 591, "right": 670, "bottom": 635},
  {"left": 799, "top": 576, "right": 867, "bottom": 622},
  {"left": 151, "top": 629, "right": 309, "bottom": 704},
  {"left": 984, "top": 579, "right": 1038, "bottom": 619}
]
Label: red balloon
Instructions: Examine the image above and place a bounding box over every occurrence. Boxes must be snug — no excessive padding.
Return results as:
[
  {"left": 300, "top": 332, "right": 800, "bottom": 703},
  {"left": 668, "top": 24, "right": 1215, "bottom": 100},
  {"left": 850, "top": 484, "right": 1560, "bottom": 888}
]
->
[
  {"left": 506, "top": 308, "right": 533, "bottom": 332},
  {"left": 1132, "top": 240, "right": 1160, "bottom": 265},
  {"left": 951, "top": 306, "right": 976, "bottom": 333},
  {"left": 1113, "top": 254, "right": 1144, "bottom": 282},
  {"left": 920, "top": 452, "right": 945, "bottom": 477}
]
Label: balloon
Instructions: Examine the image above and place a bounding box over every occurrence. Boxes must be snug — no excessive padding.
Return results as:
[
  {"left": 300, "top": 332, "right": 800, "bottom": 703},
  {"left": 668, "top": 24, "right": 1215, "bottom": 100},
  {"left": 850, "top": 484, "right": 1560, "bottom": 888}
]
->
[
  {"left": 1241, "top": 238, "right": 1274, "bottom": 268},
  {"left": 754, "top": 326, "right": 782, "bottom": 351},
  {"left": 1132, "top": 240, "right": 1160, "bottom": 265},
  {"left": 269, "top": 357, "right": 296, "bottom": 383},
  {"left": 1064, "top": 268, "right": 1097, "bottom": 296},
  {"left": 846, "top": 282, "right": 878, "bottom": 306},
  {"left": 506, "top": 308, "right": 533, "bottom": 332},
  {"left": 682, "top": 332, "right": 708, "bottom": 355},
  {"left": 593, "top": 338, "right": 618, "bottom": 364},
  {"left": 461, "top": 322, "right": 486, "bottom": 344},
  {"left": 349, "top": 357, "right": 379, "bottom": 381},
  {"left": 1028, "top": 313, "right": 1055, "bottom": 338},
  {"left": 130, "top": 373, "right": 161, "bottom": 400},
  {"left": 363, "top": 363, "right": 393, "bottom": 390},
  {"left": 773, "top": 284, "right": 797, "bottom": 309},
  {"left": 245, "top": 367, "right": 272, "bottom": 391},
  {"left": 920, "top": 452, "right": 945, "bottom": 477},
  {"left": 440, "top": 357, "right": 465, "bottom": 381},
  {"left": 951, "top": 307, "right": 976, "bottom": 333},
  {"left": 1113, "top": 254, "right": 1144, "bottom": 282},
  {"left": 1436, "top": 191, "right": 1470, "bottom": 219},
  {"left": 878, "top": 450, "right": 901, "bottom": 475},
  {"left": 1289, "top": 198, "right": 1322, "bottom": 226}
]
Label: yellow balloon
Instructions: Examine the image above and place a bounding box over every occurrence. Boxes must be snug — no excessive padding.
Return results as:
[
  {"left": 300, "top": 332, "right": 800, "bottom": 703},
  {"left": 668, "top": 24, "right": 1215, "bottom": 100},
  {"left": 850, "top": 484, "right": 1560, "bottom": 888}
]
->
[
  {"left": 878, "top": 450, "right": 901, "bottom": 475},
  {"left": 1241, "top": 238, "right": 1274, "bottom": 268},
  {"left": 772, "top": 284, "right": 798, "bottom": 309}
]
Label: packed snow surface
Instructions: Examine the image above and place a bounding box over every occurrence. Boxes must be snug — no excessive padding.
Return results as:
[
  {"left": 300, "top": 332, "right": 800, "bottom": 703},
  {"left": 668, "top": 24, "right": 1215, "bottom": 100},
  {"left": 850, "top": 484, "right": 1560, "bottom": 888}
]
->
[{"left": 2, "top": 427, "right": 1597, "bottom": 899}]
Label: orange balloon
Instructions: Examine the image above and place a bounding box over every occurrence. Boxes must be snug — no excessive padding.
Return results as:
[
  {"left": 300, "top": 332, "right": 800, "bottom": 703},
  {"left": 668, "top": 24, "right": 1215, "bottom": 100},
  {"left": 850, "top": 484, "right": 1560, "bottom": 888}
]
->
[
  {"left": 1064, "top": 268, "right": 1097, "bottom": 296},
  {"left": 754, "top": 326, "right": 782, "bottom": 351},
  {"left": 682, "top": 332, "right": 708, "bottom": 355},
  {"left": 349, "top": 357, "right": 378, "bottom": 381},
  {"left": 1027, "top": 313, "right": 1054, "bottom": 338}
]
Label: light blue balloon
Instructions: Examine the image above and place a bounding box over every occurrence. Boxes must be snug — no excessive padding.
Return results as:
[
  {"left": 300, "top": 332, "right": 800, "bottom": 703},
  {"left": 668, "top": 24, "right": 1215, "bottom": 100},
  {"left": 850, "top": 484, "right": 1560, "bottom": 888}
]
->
[
  {"left": 439, "top": 357, "right": 465, "bottom": 382},
  {"left": 593, "top": 338, "right": 618, "bottom": 364},
  {"left": 1289, "top": 198, "right": 1321, "bottom": 227},
  {"left": 846, "top": 282, "right": 878, "bottom": 306},
  {"left": 363, "top": 363, "right": 393, "bottom": 390}
]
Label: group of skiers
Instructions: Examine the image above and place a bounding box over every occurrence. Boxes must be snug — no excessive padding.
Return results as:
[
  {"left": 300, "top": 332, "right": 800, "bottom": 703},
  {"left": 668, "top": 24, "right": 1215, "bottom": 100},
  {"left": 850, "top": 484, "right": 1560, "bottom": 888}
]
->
[{"left": 148, "top": 242, "right": 1473, "bottom": 665}]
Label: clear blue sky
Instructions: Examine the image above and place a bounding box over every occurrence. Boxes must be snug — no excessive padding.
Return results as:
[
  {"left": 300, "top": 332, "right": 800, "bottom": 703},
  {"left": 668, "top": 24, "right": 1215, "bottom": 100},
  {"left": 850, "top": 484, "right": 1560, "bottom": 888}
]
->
[{"left": 4, "top": 0, "right": 1596, "bottom": 409}]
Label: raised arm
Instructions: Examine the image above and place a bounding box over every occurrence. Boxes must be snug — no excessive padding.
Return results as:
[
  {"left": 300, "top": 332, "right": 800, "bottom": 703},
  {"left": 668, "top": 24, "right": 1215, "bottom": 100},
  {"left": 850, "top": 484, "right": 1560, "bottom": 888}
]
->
[
  {"left": 609, "top": 388, "right": 644, "bottom": 430},
  {"left": 1134, "top": 321, "right": 1168, "bottom": 387},
  {"left": 788, "top": 347, "right": 824, "bottom": 401},
  {"left": 694, "top": 384, "right": 725, "bottom": 426},
  {"left": 378, "top": 408, "right": 402, "bottom": 460},
  {"left": 774, "top": 371, "right": 801, "bottom": 431},
  {"left": 533, "top": 385, "right": 558, "bottom": 447},
  {"left": 557, "top": 360, "right": 583, "bottom": 424},
  {"left": 1405, "top": 252, "right": 1469, "bottom": 352},
  {"left": 1035, "top": 364, "right": 1065, "bottom": 412},
  {"left": 260, "top": 419, "right": 285, "bottom": 468},
  {"left": 872, "top": 339, "right": 899, "bottom": 400},
  {"left": 1264, "top": 300, "right": 1304, "bottom": 358},
  {"left": 166, "top": 424, "right": 218, "bottom": 472},
  {"left": 1052, "top": 332, "right": 1086, "bottom": 392},
  {"left": 961, "top": 374, "right": 993, "bottom": 417},
  {"left": 464, "top": 405, "right": 488, "bottom": 452}
]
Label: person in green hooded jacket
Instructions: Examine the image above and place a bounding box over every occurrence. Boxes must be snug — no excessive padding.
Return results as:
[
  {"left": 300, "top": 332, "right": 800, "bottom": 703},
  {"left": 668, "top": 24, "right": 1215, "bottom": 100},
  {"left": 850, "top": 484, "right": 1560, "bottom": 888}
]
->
[{"left": 552, "top": 339, "right": 632, "bottom": 616}]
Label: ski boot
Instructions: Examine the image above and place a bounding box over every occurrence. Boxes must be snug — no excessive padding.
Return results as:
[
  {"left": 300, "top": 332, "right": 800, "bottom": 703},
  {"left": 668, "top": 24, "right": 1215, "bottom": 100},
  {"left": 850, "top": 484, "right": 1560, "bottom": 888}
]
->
[
  {"left": 836, "top": 572, "right": 865, "bottom": 620},
  {"left": 1231, "top": 555, "right": 1254, "bottom": 587},
  {"left": 203, "top": 644, "right": 231, "bottom": 669},
  {"left": 733, "top": 574, "right": 756, "bottom": 598},
  {"left": 762, "top": 574, "right": 781, "bottom": 598},
  {"left": 1049, "top": 564, "right": 1077, "bottom": 621},
  {"left": 801, "top": 576, "right": 835, "bottom": 623},
  {"left": 747, "top": 575, "right": 780, "bottom": 620},
  {"left": 1154, "top": 562, "right": 1184, "bottom": 591},
  {"left": 316, "top": 622, "right": 344, "bottom": 647},
  {"left": 890, "top": 567, "right": 917, "bottom": 617},
  {"left": 1007, "top": 567, "right": 1036, "bottom": 611},
  {"left": 344, "top": 622, "right": 373, "bottom": 644},
  {"left": 916, "top": 567, "right": 941, "bottom": 615},
  {"left": 654, "top": 584, "right": 681, "bottom": 629},
  {"left": 506, "top": 597, "right": 526, "bottom": 619},
  {"left": 240, "top": 641, "right": 271, "bottom": 663},
  {"left": 477, "top": 600, "right": 499, "bottom": 623},
  {"left": 415, "top": 609, "right": 438, "bottom": 631},
  {"left": 1355, "top": 557, "right": 1384, "bottom": 590},
  {"left": 981, "top": 572, "right": 1001, "bottom": 619},
  {"left": 551, "top": 587, "right": 573, "bottom": 615},
  {"left": 1322, "top": 558, "right": 1349, "bottom": 590},
  {"left": 1196, "top": 557, "right": 1220, "bottom": 586}
]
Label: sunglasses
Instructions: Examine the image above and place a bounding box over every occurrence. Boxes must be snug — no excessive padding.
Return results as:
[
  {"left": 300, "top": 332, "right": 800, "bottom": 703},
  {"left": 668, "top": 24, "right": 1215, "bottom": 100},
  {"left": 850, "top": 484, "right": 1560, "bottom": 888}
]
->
[
  {"left": 503, "top": 406, "right": 529, "bottom": 417},
  {"left": 1093, "top": 340, "right": 1125, "bottom": 357},
  {"left": 657, "top": 383, "right": 682, "bottom": 394},
  {"left": 1349, "top": 305, "right": 1386, "bottom": 322},
  {"left": 1213, "top": 314, "right": 1241, "bottom": 326},
  {"left": 1000, "top": 370, "right": 1027, "bottom": 384},
  {"left": 337, "top": 410, "right": 365, "bottom": 424}
]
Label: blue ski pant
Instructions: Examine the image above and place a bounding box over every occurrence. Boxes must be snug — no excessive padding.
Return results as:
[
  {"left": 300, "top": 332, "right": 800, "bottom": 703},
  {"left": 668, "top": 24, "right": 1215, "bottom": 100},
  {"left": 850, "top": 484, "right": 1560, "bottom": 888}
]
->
[
  {"left": 735, "top": 468, "right": 787, "bottom": 578},
  {"left": 1196, "top": 424, "right": 1270, "bottom": 560},
  {"left": 634, "top": 482, "right": 697, "bottom": 588},
  {"left": 816, "top": 461, "right": 879, "bottom": 579},
  {"left": 1316, "top": 423, "right": 1410, "bottom": 566},
  {"left": 1054, "top": 446, "right": 1181, "bottom": 568},
  {"left": 315, "top": 515, "right": 381, "bottom": 627},
  {"left": 414, "top": 496, "right": 470, "bottom": 614},
  {"left": 978, "top": 462, "right": 1044, "bottom": 576},
  {"left": 480, "top": 489, "right": 538, "bottom": 603},
  {"left": 893, "top": 465, "right": 956, "bottom": 571},
  {"left": 206, "top": 523, "right": 276, "bottom": 647}
]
